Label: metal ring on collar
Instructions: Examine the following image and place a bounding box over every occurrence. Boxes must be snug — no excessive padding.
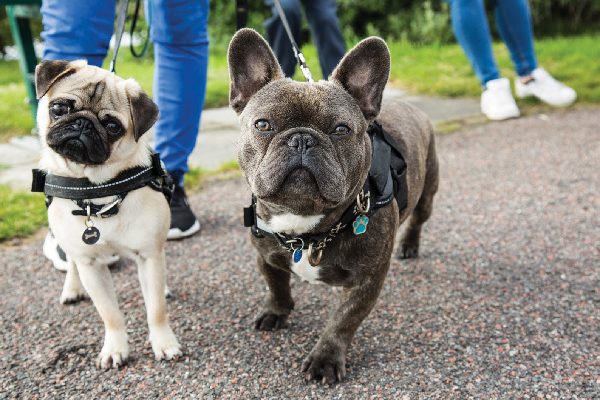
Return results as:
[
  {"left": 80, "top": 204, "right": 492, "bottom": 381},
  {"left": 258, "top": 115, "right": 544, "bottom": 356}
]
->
[
  {"left": 308, "top": 242, "right": 323, "bottom": 267},
  {"left": 285, "top": 237, "right": 304, "bottom": 251},
  {"left": 356, "top": 190, "right": 371, "bottom": 214}
]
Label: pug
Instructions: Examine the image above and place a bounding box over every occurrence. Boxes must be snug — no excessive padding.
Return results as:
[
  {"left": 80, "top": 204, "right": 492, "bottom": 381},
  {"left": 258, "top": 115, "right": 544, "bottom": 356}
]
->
[
  {"left": 228, "top": 29, "right": 439, "bottom": 384},
  {"left": 34, "top": 60, "right": 181, "bottom": 368}
]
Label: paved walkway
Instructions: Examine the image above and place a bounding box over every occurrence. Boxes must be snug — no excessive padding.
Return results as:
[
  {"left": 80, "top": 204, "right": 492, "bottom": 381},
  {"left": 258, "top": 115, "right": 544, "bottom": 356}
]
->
[
  {"left": 0, "top": 88, "right": 480, "bottom": 189},
  {"left": 1, "top": 108, "right": 598, "bottom": 398}
]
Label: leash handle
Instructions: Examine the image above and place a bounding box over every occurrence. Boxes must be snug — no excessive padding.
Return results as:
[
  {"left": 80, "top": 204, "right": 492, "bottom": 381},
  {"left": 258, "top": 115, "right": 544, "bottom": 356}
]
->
[
  {"left": 109, "top": 0, "right": 130, "bottom": 73},
  {"left": 273, "top": 0, "right": 313, "bottom": 82}
]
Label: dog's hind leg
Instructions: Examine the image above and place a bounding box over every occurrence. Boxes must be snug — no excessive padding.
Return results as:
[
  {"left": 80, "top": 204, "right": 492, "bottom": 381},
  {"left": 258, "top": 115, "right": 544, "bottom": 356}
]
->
[
  {"left": 254, "top": 254, "right": 295, "bottom": 331},
  {"left": 137, "top": 249, "right": 181, "bottom": 361},
  {"left": 60, "top": 259, "right": 88, "bottom": 304},
  {"left": 76, "top": 260, "right": 129, "bottom": 369},
  {"left": 399, "top": 138, "right": 439, "bottom": 259}
]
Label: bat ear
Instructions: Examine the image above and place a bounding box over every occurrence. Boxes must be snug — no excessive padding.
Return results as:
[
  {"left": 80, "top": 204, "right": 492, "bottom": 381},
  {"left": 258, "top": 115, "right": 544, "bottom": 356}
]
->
[
  {"left": 127, "top": 83, "right": 159, "bottom": 141},
  {"left": 35, "top": 60, "right": 84, "bottom": 99},
  {"left": 228, "top": 28, "right": 284, "bottom": 114},
  {"left": 331, "top": 37, "right": 391, "bottom": 120}
]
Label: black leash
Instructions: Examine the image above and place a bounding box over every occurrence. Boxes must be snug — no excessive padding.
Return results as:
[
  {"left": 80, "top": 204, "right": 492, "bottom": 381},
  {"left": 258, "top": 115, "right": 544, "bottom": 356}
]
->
[
  {"left": 130, "top": 0, "right": 151, "bottom": 59},
  {"left": 109, "top": 0, "right": 151, "bottom": 74},
  {"left": 273, "top": 0, "right": 313, "bottom": 82},
  {"left": 236, "top": 0, "right": 249, "bottom": 30}
]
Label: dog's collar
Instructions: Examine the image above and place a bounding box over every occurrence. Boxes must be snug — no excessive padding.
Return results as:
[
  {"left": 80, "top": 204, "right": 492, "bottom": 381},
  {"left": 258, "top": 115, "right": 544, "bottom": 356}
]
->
[
  {"left": 32, "top": 153, "right": 174, "bottom": 245},
  {"left": 243, "top": 120, "right": 408, "bottom": 266},
  {"left": 31, "top": 153, "right": 172, "bottom": 202}
]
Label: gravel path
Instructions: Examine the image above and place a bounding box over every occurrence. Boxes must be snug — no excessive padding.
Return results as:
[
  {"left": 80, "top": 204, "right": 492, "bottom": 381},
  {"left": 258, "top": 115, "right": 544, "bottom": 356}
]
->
[{"left": 1, "top": 108, "right": 599, "bottom": 399}]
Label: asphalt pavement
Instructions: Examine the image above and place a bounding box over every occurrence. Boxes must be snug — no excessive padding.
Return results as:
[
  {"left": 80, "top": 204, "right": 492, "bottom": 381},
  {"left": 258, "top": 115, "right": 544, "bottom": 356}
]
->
[{"left": 1, "top": 107, "right": 598, "bottom": 399}]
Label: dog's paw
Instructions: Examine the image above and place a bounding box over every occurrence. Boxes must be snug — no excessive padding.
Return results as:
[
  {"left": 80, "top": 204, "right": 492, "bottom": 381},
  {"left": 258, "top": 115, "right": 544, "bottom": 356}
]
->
[
  {"left": 399, "top": 242, "right": 419, "bottom": 259},
  {"left": 301, "top": 345, "right": 347, "bottom": 385},
  {"left": 150, "top": 325, "right": 182, "bottom": 361},
  {"left": 254, "top": 312, "right": 289, "bottom": 331},
  {"left": 96, "top": 332, "right": 129, "bottom": 369},
  {"left": 59, "top": 289, "right": 88, "bottom": 305}
]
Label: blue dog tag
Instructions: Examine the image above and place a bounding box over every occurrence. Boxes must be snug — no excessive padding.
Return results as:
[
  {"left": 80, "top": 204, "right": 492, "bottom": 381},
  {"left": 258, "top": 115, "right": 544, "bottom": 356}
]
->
[
  {"left": 292, "top": 248, "right": 302, "bottom": 263},
  {"left": 352, "top": 215, "right": 369, "bottom": 235}
]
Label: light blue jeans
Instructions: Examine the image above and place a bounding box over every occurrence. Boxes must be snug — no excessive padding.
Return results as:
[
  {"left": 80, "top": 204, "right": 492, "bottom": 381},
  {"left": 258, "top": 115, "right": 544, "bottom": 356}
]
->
[
  {"left": 447, "top": 0, "right": 538, "bottom": 86},
  {"left": 41, "top": 0, "right": 209, "bottom": 184}
]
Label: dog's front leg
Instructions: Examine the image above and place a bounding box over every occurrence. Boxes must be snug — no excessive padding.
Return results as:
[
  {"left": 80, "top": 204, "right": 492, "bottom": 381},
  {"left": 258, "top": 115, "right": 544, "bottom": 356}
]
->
[
  {"left": 254, "top": 254, "right": 295, "bottom": 331},
  {"left": 137, "top": 250, "right": 181, "bottom": 361},
  {"left": 60, "top": 259, "right": 88, "bottom": 304},
  {"left": 302, "top": 262, "right": 390, "bottom": 384},
  {"left": 76, "top": 260, "right": 129, "bottom": 369}
]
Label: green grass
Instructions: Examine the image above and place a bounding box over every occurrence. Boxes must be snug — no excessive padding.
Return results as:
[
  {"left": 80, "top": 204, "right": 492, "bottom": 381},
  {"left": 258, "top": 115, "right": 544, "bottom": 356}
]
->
[
  {"left": 184, "top": 160, "right": 240, "bottom": 191},
  {"left": 1, "top": 34, "right": 598, "bottom": 141},
  {"left": 0, "top": 185, "right": 47, "bottom": 241},
  {"left": 387, "top": 35, "right": 600, "bottom": 102}
]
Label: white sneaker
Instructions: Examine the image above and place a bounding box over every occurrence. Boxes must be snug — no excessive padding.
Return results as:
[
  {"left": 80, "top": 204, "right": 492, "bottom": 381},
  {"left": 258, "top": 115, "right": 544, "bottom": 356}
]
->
[
  {"left": 481, "top": 77, "right": 521, "bottom": 121},
  {"left": 43, "top": 231, "right": 120, "bottom": 272},
  {"left": 43, "top": 231, "right": 69, "bottom": 272},
  {"left": 515, "top": 67, "right": 577, "bottom": 107}
]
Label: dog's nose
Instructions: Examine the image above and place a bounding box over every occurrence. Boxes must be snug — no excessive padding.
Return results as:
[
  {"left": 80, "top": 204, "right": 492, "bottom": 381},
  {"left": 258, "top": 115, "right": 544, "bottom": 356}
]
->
[
  {"left": 287, "top": 133, "right": 317, "bottom": 153},
  {"left": 71, "top": 118, "right": 94, "bottom": 135}
]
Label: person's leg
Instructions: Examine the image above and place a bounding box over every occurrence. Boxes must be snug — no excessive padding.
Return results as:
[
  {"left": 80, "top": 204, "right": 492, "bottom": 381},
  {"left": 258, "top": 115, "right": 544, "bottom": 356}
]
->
[
  {"left": 264, "top": 0, "right": 303, "bottom": 77},
  {"left": 150, "top": 0, "right": 209, "bottom": 184},
  {"left": 447, "top": 0, "right": 499, "bottom": 86},
  {"left": 150, "top": 0, "right": 209, "bottom": 238},
  {"left": 41, "top": 0, "right": 114, "bottom": 66},
  {"left": 302, "top": 0, "right": 345, "bottom": 78},
  {"left": 493, "top": 0, "right": 537, "bottom": 78}
]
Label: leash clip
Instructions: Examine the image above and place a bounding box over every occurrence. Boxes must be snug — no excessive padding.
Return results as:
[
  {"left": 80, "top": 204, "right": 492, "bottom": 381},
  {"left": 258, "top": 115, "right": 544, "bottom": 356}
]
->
[{"left": 356, "top": 190, "right": 371, "bottom": 214}]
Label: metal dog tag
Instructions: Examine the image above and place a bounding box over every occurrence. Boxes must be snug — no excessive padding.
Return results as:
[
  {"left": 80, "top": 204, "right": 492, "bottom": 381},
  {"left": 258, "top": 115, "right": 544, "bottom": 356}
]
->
[{"left": 82, "top": 226, "right": 100, "bottom": 245}]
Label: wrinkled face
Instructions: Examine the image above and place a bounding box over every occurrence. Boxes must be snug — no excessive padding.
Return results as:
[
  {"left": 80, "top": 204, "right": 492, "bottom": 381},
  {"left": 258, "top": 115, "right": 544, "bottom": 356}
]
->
[
  {"left": 238, "top": 80, "right": 371, "bottom": 213},
  {"left": 35, "top": 60, "right": 158, "bottom": 165},
  {"left": 228, "top": 29, "right": 391, "bottom": 215}
]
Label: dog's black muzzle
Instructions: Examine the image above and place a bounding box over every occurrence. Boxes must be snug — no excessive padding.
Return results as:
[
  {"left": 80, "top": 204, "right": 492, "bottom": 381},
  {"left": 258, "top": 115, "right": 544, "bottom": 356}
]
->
[{"left": 47, "top": 117, "right": 110, "bottom": 165}]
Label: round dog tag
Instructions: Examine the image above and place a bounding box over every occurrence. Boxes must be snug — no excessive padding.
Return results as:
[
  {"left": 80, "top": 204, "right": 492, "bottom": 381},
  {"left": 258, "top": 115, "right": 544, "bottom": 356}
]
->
[{"left": 82, "top": 226, "right": 100, "bottom": 245}]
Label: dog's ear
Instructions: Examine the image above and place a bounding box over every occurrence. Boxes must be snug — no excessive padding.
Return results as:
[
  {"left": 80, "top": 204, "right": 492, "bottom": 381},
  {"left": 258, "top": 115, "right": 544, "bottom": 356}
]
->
[
  {"left": 127, "top": 84, "right": 159, "bottom": 141},
  {"left": 228, "top": 28, "right": 284, "bottom": 114},
  {"left": 331, "top": 37, "right": 390, "bottom": 120},
  {"left": 35, "top": 60, "right": 82, "bottom": 99}
]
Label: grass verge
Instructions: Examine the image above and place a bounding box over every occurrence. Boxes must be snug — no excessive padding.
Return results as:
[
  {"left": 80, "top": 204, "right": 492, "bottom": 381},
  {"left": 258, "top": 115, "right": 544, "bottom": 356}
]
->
[{"left": 0, "top": 185, "right": 47, "bottom": 241}]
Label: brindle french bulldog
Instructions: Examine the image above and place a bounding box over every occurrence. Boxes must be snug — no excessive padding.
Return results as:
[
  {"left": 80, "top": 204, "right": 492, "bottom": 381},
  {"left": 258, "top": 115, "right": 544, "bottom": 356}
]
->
[{"left": 228, "top": 29, "right": 439, "bottom": 384}]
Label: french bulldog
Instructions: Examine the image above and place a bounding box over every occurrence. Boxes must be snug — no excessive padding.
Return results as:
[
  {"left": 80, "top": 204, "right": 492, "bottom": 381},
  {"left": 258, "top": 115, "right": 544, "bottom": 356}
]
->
[
  {"left": 228, "top": 29, "right": 439, "bottom": 384},
  {"left": 35, "top": 60, "right": 181, "bottom": 368}
]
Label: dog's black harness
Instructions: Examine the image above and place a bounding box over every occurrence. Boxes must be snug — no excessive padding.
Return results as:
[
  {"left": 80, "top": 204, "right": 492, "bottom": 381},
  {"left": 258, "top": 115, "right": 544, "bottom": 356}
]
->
[
  {"left": 243, "top": 121, "right": 408, "bottom": 266},
  {"left": 31, "top": 153, "right": 173, "bottom": 244}
]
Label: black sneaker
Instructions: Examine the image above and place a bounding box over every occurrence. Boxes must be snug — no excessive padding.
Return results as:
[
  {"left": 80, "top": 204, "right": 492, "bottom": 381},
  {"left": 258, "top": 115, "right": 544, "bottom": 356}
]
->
[{"left": 168, "top": 183, "right": 201, "bottom": 240}]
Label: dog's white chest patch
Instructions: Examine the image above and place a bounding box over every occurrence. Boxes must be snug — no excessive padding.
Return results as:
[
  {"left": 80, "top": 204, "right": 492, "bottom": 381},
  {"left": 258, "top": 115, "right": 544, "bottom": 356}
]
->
[
  {"left": 268, "top": 213, "right": 323, "bottom": 235},
  {"left": 291, "top": 251, "right": 321, "bottom": 284}
]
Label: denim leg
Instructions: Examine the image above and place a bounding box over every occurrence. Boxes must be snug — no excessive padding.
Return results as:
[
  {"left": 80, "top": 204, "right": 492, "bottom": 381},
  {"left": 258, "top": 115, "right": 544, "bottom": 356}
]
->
[
  {"left": 150, "top": 0, "right": 209, "bottom": 184},
  {"left": 302, "top": 0, "right": 345, "bottom": 78},
  {"left": 41, "top": 0, "right": 115, "bottom": 66},
  {"left": 447, "top": 0, "right": 500, "bottom": 86},
  {"left": 264, "top": 0, "right": 303, "bottom": 78},
  {"left": 494, "top": 0, "right": 538, "bottom": 77}
]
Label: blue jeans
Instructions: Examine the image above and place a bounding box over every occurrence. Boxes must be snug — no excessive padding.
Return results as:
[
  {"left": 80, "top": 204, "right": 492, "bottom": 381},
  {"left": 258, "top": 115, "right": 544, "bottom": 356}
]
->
[
  {"left": 264, "top": 0, "right": 346, "bottom": 78},
  {"left": 41, "top": 0, "right": 209, "bottom": 184},
  {"left": 447, "top": 0, "right": 538, "bottom": 86}
]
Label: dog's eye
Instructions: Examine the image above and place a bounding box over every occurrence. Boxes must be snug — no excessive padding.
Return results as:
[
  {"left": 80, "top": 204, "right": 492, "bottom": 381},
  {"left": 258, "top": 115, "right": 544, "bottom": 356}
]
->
[
  {"left": 331, "top": 124, "right": 351, "bottom": 136},
  {"left": 103, "top": 118, "right": 123, "bottom": 136},
  {"left": 254, "top": 119, "right": 273, "bottom": 132},
  {"left": 50, "top": 103, "right": 70, "bottom": 118}
]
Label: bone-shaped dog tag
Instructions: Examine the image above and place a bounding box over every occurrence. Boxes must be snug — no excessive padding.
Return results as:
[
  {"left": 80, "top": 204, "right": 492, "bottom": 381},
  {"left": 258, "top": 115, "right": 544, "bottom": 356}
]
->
[{"left": 82, "top": 226, "right": 100, "bottom": 245}]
